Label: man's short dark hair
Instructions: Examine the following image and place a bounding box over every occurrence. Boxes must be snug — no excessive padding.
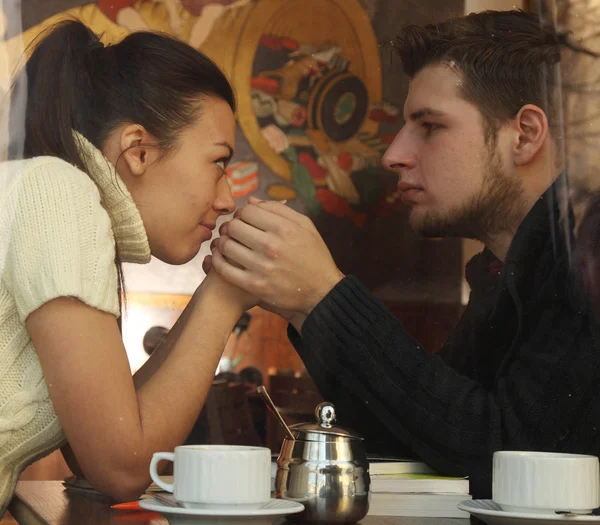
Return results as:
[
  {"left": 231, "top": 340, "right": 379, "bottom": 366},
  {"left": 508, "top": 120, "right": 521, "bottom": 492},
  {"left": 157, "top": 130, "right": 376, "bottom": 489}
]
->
[{"left": 395, "top": 10, "right": 562, "bottom": 144}]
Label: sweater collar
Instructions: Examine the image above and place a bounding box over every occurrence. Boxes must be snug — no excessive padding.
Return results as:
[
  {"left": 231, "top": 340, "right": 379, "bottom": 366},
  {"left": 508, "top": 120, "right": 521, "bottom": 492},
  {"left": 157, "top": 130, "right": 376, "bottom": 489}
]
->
[
  {"left": 466, "top": 175, "right": 574, "bottom": 296},
  {"left": 73, "top": 131, "right": 151, "bottom": 264}
]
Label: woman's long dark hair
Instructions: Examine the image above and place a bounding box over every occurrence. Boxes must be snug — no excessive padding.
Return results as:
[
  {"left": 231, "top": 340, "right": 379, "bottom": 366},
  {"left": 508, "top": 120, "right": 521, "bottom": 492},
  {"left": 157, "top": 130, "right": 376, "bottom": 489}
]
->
[{"left": 8, "top": 20, "right": 236, "bottom": 322}]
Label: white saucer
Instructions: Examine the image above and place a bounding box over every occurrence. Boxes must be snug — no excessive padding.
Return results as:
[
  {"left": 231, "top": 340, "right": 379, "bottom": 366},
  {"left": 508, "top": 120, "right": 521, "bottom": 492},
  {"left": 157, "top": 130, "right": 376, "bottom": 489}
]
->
[
  {"left": 139, "top": 496, "right": 304, "bottom": 524},
  {"left": 458, "top": 500, "right": 600, "bottom": 525}
]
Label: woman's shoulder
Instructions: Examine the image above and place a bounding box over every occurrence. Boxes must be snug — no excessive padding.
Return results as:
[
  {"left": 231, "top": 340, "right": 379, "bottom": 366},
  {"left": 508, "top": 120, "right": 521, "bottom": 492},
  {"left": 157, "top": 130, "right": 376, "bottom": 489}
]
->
[
  {"left": 1, "top": 155, "right": 100, "bottom": 203},
  {"left": 2, "top": 155, "right": 97, "bottom": 184}
]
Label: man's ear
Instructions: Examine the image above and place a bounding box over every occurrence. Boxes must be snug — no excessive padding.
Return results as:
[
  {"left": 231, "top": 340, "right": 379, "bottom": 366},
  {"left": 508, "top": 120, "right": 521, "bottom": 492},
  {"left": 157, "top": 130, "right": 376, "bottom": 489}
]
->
[
  {"left": 119, "top": 124, "right": 160, "bottom": 177},
  {"left": 512, "top": 104, "right": 549, "bottom": 166}
]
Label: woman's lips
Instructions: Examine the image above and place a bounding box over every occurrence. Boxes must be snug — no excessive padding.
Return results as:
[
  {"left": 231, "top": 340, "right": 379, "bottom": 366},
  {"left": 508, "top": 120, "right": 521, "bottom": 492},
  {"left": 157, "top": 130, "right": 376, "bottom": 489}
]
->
[{"left": 199, "top": 223, "right": 216, "bottom": 241}]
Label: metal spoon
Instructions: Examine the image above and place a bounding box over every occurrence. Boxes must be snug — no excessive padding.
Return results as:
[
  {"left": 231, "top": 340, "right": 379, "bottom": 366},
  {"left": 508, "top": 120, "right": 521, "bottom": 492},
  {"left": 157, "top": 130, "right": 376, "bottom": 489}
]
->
[{"left": 257, "top": 385, "right": 295, "bottom": 441}]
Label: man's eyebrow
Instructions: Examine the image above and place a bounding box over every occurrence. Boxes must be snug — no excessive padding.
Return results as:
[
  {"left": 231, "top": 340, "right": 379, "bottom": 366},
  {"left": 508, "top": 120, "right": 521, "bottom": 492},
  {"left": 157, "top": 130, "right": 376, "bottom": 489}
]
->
[
  {"left": 408, "top": 108, "right": 447, "bottom": 120},
  {"left": 215, "top": 141, "right": 234, "bottom": 158}
]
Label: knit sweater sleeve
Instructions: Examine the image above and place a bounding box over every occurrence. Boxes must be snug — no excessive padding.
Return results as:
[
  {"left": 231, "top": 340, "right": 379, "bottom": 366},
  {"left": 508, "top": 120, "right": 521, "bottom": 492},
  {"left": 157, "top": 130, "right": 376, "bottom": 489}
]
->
[
  {"left": 288, "top": 275, "right": 600, "bottom": 498},
  {"left": 1, "top": 158, "right": 120, "bottom": 321}
]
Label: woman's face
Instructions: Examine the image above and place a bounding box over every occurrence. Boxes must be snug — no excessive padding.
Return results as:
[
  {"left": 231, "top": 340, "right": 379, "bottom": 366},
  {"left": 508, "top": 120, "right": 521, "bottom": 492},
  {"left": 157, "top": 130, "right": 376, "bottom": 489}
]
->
[{"left": 110, "top": 95, "right": 236, "bottom": 265}]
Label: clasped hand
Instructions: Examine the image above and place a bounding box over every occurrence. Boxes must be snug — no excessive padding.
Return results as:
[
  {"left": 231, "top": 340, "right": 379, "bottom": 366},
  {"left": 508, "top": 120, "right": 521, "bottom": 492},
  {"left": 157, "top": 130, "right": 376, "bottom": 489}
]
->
[{"left": 203, "top": 197, "right": 343, "bottom": 318}]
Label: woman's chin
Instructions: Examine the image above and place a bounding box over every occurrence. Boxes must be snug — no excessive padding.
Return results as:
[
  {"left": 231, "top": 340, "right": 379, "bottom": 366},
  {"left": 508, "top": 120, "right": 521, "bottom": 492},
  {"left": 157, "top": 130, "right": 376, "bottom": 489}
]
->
[{"left": 155, "top": 247, "right": 199, "bottom": 266}]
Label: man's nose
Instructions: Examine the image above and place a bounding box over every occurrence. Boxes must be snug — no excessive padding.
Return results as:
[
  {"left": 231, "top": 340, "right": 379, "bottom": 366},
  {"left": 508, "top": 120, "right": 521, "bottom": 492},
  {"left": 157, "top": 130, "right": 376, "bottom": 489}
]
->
[{"left": 382, "top": 130, "right": 416, "bottom": 172}]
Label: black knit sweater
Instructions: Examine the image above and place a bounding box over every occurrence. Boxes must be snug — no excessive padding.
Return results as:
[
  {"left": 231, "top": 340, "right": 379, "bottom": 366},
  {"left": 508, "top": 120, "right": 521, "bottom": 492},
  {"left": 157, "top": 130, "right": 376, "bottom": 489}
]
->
[{"left": 289, "top": 181, "right": 600, "bottom": 498}]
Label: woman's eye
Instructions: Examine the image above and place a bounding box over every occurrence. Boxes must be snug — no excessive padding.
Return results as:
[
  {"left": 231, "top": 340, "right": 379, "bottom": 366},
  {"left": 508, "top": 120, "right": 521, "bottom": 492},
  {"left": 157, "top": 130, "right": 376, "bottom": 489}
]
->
[{"left": 215, "top": 158, "right": 228, "bottom": 172}]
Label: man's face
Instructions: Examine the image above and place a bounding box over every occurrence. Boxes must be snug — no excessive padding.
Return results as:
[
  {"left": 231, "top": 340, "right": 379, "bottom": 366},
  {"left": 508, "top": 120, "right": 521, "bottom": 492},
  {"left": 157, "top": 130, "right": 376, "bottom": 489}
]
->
[{"left": 382, "top": 64, "right": 524, "bottom": 240}]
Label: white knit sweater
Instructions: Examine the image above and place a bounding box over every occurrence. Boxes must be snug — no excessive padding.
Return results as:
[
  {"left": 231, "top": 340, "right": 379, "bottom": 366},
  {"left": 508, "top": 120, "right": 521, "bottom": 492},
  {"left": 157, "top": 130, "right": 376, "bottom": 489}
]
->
[{"left": 0, "top": 133, "right": 150, "bottom": 514}]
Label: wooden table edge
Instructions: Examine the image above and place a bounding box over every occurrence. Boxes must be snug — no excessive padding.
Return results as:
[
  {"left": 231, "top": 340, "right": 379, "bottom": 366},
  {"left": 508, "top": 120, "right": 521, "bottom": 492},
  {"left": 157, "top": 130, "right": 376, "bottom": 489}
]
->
[{"left": 9, "top": 482, "right": 48, "bottom": 525}]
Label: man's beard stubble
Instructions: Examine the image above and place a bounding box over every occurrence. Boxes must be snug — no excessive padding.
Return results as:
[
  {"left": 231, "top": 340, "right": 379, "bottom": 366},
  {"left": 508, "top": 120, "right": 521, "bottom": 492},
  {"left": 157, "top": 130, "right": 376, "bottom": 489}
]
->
[{"left": 410, "top": 149, "right": 526, "bottom": 241}]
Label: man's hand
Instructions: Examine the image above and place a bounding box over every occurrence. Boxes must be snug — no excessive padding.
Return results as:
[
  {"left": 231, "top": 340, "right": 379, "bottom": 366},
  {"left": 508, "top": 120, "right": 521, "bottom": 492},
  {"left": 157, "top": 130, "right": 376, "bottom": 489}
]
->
[
  {"left": 203, "top": 251, "right": 305, "bottom": 328},
  {"left": 206, "top": 197, "right": 343, "bottom": 317}
]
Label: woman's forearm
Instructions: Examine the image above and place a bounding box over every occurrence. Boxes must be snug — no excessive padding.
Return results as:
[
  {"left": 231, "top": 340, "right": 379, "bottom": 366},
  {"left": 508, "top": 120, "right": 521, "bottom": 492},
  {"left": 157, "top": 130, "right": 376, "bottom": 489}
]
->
[{"left": 132, "top": 285, "right": 204, "bottom": 390}]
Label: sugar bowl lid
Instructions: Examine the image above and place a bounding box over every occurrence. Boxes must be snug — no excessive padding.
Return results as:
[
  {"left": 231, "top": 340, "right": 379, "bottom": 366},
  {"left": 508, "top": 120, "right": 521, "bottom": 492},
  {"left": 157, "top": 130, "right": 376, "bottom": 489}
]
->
[{"left": 289, "top": 402, "right": 364, "bottom": 441}]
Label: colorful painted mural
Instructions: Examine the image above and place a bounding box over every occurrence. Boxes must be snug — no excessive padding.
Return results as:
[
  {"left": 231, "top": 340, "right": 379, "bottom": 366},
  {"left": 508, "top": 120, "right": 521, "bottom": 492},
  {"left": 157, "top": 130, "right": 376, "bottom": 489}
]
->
[
  {"left": 1, "top": 0, "right": 403, "bottom": 227},
  {"left": 1, "top": 0, "right": 466, "bottom": 310},
  {"left": 249, "top": 32, "right": 401, "bottom": 225}
]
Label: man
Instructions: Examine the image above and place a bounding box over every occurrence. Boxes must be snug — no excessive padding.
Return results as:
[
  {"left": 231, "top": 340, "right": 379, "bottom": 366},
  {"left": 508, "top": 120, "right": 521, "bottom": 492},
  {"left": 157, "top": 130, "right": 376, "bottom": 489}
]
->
[{"left": 206, "top": 10, "right": 600, "bottom": 498}]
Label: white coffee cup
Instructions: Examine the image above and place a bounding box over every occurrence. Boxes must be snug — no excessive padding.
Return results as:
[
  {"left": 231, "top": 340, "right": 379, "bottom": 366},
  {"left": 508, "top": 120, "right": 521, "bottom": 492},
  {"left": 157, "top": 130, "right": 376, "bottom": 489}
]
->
[
  {"left": 150, "top": 445, "right": 271, "bottom": 508},
  {"left": 493, "top": 451, "right": 600, "bottom": 514}
]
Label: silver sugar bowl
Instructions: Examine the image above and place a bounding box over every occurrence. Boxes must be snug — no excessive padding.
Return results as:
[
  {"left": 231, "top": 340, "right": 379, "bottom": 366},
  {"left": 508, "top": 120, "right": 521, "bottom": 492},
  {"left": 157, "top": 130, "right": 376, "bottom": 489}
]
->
[{"left": 275, "top": 402, "right": 370, "bottom": 523}]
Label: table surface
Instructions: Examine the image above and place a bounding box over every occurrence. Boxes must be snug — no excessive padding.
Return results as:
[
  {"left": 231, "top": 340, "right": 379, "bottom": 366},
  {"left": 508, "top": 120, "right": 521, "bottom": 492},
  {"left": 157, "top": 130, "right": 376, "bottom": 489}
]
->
[{"left": 9, "top": 481, "right": 470, "bottom": 525}]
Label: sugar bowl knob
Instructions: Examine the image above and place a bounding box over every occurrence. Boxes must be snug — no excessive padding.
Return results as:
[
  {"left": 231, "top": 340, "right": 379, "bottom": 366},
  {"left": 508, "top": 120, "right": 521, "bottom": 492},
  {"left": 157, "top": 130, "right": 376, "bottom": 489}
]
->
[{"left": 315, "top": 402, "right": 336, "bottom": 428}]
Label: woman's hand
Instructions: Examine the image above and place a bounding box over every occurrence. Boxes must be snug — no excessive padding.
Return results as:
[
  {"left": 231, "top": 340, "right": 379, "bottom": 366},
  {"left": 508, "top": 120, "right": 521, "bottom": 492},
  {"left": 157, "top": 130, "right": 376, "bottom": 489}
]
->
[
  {"left": 207, "top": 197, "right": 343, "bottom": 317},
  {"left": 200, "top": 264, "right": 259, "bottom": 314}
]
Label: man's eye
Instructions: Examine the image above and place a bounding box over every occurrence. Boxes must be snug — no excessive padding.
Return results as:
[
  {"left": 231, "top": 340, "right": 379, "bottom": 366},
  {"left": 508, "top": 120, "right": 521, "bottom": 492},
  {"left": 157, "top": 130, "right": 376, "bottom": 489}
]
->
[{"left": 422, "top": 122, "right": 440, "bottom": 134}]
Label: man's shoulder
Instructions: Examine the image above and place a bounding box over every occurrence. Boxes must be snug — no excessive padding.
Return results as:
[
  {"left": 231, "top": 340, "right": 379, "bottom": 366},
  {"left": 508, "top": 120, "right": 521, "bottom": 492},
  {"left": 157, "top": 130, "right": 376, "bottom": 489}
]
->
[{"left": 523, "top": 244, "right": 595, "bottom": 340}]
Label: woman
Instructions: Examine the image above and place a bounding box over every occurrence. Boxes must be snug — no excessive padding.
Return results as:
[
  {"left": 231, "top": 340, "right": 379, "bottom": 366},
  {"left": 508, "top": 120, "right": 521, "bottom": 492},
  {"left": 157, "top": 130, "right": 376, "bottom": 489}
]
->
[{"left": 0, "top": 19, "right": 256, "bottom": 514}]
